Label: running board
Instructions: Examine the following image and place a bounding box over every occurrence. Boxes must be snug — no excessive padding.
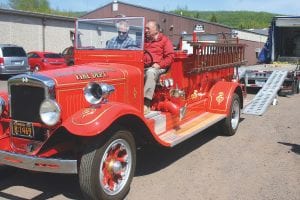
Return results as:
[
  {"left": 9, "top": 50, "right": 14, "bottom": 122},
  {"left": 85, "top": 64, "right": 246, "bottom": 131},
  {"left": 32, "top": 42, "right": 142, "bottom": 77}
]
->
[{"left": 159, "top": 112, "right": 226, "bottom": 147}]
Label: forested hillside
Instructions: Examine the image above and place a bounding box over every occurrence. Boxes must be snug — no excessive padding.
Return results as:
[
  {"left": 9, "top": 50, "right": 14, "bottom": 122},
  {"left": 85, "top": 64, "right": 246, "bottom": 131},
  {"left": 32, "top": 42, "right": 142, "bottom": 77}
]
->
[
  {"left": 171, "top": 10, "right": 279, "bottom": 29},
  {"left": 1, "top": 1, "right": 279, "bottom": 29}
]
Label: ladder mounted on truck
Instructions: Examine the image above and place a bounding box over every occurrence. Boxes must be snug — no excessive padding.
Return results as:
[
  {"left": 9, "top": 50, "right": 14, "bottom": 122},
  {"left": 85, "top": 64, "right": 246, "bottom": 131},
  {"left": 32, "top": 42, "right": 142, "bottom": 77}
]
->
[
  {"left": 186, "top": 41, "right": 246, "bottom": 74},
  {"left": 243, "top": 70, "right": 288, "bottom": 115}
]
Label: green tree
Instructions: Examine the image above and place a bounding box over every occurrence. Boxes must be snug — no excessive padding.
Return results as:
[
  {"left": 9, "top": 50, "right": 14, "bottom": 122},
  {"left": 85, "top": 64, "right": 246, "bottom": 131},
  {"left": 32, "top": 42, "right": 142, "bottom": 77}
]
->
[
  {"left": 210, "top": 14, "right": 217, "bottom": 23},
  {"left": 172, "top": 10, "right": 276, "bottom": 29},
  {"left": 8, "top": 0, "right": 51, "bottom": 13}
]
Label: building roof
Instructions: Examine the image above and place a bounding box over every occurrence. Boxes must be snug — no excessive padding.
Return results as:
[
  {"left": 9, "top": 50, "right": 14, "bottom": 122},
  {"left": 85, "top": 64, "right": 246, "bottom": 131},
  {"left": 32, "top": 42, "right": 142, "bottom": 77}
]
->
[
  {"left": 0, "top": 8, "right": 76, "bottom": 22},
  {"left": 81, "top": 0, "right": 233, "bottom": 29},
  {"left": 246, "top": 28, "right": 269, "bottom": 36},
  {"left": 274, "top": 15, "right": 300, "bottom": 19}
]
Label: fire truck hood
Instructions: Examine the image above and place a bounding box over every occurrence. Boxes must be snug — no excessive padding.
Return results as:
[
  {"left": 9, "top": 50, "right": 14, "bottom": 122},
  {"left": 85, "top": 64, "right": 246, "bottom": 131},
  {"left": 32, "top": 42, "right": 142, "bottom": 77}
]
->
[{"left": 38, "top": 62, "right": 133, "bottom": 86}]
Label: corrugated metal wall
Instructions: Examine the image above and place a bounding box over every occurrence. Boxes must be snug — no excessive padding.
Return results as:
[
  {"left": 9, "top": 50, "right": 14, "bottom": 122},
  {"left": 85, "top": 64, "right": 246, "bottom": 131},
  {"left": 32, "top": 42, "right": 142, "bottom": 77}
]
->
[
  {"left": 0, "top": 2, "right": 266, "bottom": 65},
  {"left": 82, "top": 2, "right": 265, "bottom": 65},
  {"left": 83, "top": 3, "right": 231, "bottom": 45}
]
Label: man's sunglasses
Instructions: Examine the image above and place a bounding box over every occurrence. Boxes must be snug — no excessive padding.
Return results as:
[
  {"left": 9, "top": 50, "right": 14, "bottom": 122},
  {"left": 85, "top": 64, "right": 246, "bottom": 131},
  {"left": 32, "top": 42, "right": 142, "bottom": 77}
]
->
[{"left": 118, "top": 31, "right": 127, "bottom": 34}]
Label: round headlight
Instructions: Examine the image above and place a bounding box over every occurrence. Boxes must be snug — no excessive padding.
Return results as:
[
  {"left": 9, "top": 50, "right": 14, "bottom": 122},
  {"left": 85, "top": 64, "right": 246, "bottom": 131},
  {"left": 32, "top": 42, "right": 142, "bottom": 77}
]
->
[
  {"left": 0, "top": 97, "right": 6, "bottom": 115},
  {"left": 39, "top": 99, "right": 61, "bottom": 126}
]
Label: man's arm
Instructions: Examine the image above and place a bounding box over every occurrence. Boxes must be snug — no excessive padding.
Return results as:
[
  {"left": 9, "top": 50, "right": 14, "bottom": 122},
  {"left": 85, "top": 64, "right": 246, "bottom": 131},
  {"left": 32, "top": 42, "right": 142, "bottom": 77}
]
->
[
  {"left": 106, "top": 38, "right": 114, "bottom": 49},
  {"left": 158, "top": 36, "right": 175, "bottom": 68}
]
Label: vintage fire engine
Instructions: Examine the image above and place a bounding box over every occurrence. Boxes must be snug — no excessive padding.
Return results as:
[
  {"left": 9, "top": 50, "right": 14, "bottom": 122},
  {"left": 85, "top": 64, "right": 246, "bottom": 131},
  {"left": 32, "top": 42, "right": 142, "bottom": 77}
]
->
[{"left": 0, "top": 17, "right": 245, "bottom": 200}]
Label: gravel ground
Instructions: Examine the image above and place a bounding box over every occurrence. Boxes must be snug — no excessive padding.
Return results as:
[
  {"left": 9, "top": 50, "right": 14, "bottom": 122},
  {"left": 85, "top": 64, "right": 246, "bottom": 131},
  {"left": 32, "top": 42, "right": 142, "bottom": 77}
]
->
[{"left": 0, "top": 79, "right": 299, "bottom": 200}]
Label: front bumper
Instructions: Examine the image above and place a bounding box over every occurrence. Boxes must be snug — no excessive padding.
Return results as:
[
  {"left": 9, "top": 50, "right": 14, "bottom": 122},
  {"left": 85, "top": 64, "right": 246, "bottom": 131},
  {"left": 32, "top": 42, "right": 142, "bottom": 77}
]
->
[
  {"left": 0, "top": 150, "right": 77, "bottom": 174},
  {"left": 0, "top": 67, "right": 30, "bottom": 75}
]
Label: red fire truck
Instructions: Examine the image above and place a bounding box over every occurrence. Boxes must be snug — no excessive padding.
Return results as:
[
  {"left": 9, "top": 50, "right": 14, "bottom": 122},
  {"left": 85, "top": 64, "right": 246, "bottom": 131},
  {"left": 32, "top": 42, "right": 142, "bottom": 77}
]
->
[{"left": 0, "top": 17, "right": 245, "bottom": 199}]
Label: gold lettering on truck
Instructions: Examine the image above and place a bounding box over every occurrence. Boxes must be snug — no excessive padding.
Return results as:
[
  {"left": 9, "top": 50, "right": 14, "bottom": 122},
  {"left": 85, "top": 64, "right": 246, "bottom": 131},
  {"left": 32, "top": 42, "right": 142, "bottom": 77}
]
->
[
  {"left": 75, "top": 73, "right": 91, "bottom": 80},
  {"left": 75, "top": 72, "right": 107, "bottom": 80},
  {"left": 91, "top": 72, "right": 107, "bottom": 78}
]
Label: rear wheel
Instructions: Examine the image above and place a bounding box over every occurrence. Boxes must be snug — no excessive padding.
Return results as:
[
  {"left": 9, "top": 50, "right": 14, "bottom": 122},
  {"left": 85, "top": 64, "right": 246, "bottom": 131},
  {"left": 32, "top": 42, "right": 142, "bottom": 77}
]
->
[
  {"left": 33, "top": 65, "right": 40, "bottom": 72},
  {"left": 79, "top": 128, "right": 136, "bottom": 200},
  {"left": 296, "top": 79, "right": 300, "bottom": 94},
  {"left": 221, "top": 94, "right": 240, "bottom": 136}
]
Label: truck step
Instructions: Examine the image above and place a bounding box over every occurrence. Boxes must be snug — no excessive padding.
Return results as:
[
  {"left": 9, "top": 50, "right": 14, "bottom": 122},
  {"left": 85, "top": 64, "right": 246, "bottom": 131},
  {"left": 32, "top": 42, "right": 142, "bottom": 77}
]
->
[
  {"left": 242, "top": 70, "right": 288, "bottom": 115},
  {"left": 158, "top": 112, "right": 225, "bottom": 147}
]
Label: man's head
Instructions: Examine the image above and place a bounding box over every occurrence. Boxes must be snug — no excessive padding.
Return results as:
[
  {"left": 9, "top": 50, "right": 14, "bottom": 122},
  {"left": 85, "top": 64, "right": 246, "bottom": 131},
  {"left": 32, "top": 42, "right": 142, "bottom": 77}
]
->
[
  {"left": 145, "top": 20, "right": 160, "bottom": 40},
  {"left": 116, "top": 20, "right": 129, "bottom": 40}
]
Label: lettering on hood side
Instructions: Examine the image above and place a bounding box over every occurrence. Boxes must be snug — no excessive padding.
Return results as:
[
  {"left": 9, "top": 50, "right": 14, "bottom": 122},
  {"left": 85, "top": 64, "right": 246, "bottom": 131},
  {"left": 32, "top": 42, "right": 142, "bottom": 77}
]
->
[{"left": 75, "top": 71, "right": 108, "bottom": 80}]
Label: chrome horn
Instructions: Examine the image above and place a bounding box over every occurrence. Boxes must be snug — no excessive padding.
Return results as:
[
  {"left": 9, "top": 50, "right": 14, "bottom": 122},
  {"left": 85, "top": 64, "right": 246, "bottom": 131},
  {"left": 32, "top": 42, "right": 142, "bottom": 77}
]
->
[{"left": 84, "top": 82, "right": 115, "bottom": 105}]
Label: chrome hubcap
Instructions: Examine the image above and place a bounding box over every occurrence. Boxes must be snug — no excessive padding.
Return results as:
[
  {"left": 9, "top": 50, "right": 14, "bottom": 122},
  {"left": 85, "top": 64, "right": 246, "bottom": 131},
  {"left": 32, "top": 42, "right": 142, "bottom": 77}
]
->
[
  {"left": 108, "top": 160, "right": 122, "bottom": 174},
  {"left": 231, "top": 99, "right": 240, "bottom": 130}
]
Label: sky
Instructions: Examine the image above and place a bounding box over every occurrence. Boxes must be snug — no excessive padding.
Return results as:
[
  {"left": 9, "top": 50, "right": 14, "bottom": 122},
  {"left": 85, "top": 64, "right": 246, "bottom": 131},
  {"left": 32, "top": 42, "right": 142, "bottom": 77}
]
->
[{"left": 0, "top": 0, "right": 300, "bottom": 16}]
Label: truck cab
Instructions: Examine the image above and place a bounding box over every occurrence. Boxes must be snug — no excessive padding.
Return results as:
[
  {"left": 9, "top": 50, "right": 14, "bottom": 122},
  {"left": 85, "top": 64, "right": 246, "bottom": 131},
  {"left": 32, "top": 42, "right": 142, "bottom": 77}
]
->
[{"left": 0, "top": 17, "right": 245, "bottom": 200}]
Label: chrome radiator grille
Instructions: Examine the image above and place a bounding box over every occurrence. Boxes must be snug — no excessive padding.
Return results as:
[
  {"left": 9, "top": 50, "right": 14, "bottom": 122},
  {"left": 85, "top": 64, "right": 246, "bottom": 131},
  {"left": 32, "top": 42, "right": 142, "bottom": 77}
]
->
[{"left": 10, "top": 85, "right": 45, "bottom": 122}]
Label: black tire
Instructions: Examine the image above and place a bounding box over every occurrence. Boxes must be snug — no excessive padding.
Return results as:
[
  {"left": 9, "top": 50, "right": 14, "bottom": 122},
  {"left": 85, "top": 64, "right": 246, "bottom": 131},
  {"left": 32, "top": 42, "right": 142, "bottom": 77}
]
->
[
  {"left": 277, "top": 89, "right": 285, "bottom": 97},
  {"left": 221, "top": 93, "right": 240, "bottom": 136},
  {"left": 79, "top": 128, "right": 136, "bottom": 200},
  {"left": 295, "top": 79, "right": 300, "bottom": 94}
]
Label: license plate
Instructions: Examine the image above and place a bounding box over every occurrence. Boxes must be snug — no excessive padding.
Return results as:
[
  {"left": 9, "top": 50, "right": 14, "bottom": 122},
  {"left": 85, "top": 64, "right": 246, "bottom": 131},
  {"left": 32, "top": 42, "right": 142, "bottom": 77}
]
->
[
  {"left": 11, "top": 120, "right": 34, "bottom": 138},
  {"left": 13, "top": 61, "right": 21, "bottom": 65},
  {"left": 256, "top": 80, "right": 266, "bottom": 87}
]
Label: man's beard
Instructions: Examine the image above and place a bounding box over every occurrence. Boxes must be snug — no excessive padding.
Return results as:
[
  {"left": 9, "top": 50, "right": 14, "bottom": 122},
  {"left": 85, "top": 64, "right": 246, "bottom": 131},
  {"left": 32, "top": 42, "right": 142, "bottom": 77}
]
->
[{"left": 118, "top": 34, "right": 127, "bottom": 40}]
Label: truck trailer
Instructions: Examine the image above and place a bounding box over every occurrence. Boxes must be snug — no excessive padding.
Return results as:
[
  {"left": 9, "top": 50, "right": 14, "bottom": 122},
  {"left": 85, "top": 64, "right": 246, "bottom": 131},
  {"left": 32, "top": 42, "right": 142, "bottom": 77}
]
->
[{"left": 242, "top": 16, "right": 300, "bottom": 95}]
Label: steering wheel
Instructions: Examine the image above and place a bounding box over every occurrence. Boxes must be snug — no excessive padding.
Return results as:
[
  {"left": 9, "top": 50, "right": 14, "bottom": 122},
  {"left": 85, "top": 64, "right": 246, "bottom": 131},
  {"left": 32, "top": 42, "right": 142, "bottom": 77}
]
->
[
  {"left": 124, "top": 44, "right": 140, "bottom": 49},
  {"left": 144, "top": 50, "right": 154, "bottom": 68}
]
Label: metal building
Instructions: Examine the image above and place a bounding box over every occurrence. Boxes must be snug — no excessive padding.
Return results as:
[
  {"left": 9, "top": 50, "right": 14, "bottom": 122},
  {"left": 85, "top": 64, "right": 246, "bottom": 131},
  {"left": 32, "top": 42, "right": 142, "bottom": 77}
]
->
[
  {"left": 0, "top": 2, "right": 267, "bottom": 65},
  {"left": 82, "top": 1, "right": 267, "bottom": 65},
  {"left": 0, "top": 8, "right": 75, "bottom": 53}
]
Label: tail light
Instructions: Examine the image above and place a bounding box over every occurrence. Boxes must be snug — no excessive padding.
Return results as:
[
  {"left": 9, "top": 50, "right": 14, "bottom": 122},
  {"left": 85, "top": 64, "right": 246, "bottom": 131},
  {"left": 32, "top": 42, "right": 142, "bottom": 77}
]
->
[{"left": 0, "top": 57, "right": 4, "bottom": 65}]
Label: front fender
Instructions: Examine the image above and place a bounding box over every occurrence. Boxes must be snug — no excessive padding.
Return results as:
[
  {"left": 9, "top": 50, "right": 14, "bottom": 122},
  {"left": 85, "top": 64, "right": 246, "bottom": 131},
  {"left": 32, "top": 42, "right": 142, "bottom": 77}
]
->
[
  {"left": 62, "top": 102, "right": 142, "bottom": 136},
  {"left": 207, "top": 81, "right": 241, "bottom": 114}
]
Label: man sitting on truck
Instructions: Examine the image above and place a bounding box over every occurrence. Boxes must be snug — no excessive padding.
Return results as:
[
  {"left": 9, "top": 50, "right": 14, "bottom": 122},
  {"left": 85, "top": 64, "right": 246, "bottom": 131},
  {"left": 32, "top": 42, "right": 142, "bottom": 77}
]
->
[
  {"left": 106, "top": 20, "right": 137, "bottom": 49},
  {"left": 144, "top": 20, "right": 175, "bottom": 114}
]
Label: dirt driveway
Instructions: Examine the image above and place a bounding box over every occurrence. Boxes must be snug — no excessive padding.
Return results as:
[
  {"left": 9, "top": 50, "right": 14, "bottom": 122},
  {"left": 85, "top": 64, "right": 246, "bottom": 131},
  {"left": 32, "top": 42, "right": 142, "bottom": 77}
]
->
[{"left": 0, "top": 79, "right": 299, "bottom": 199}]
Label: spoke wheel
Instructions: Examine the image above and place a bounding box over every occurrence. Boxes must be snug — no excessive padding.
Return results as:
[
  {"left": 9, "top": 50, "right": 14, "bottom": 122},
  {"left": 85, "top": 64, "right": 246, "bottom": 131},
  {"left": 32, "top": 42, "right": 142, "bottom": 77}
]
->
[
  {"left": 100, "top": 138, "right": 132, "bottom": 195},
  {"left": 221, "top": 93, "right": 240, "bottom": 136},
  {"left": 231, "top": 98, "right": 240, "bottom": 130},
  {"left": 79, "top": 128, "right": 136, "bottom": 200}
]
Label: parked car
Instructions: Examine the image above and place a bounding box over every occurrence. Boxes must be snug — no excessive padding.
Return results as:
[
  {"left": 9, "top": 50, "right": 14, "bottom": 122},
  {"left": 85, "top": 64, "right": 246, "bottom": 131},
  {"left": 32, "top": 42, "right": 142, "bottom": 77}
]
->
[
  {"left": 27, "top": 51, "right": 67, "bottom": 71},
  {"left": 0, "top": 44, "right": 30, "bottom": 75},
  {"left": 61, "top": 46, "right": 74, "bottom": 66}
]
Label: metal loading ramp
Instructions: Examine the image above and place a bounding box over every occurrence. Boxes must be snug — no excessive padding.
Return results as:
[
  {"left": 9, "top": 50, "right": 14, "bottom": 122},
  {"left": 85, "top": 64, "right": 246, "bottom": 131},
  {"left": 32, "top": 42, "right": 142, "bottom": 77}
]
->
[{"left": 243, "top": 70, "right": 288, "bottom": 115}]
